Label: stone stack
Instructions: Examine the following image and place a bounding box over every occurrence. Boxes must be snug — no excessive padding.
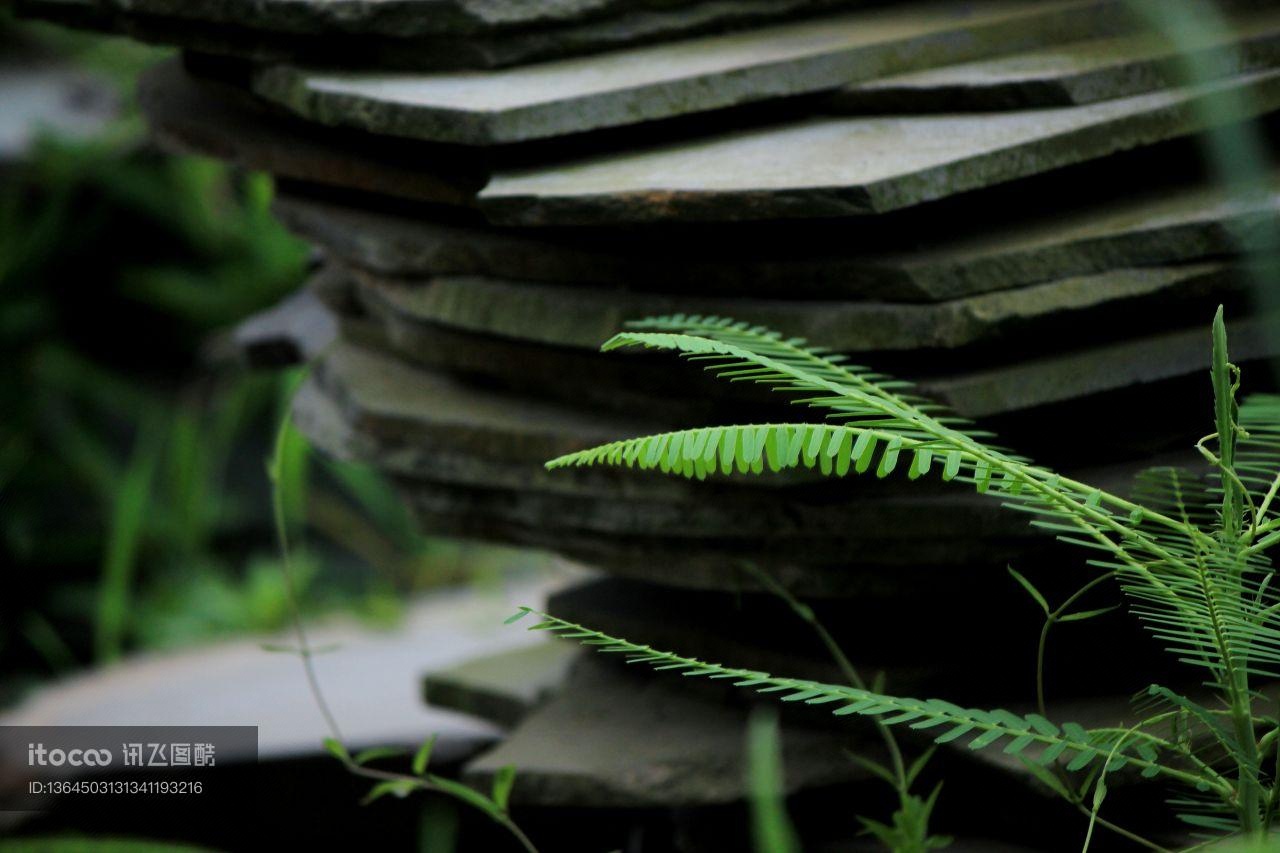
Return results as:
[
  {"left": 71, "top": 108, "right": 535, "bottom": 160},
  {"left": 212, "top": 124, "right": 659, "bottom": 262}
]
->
[{"left": 22, "top": 0, "right": 1280, "bottom": 847}]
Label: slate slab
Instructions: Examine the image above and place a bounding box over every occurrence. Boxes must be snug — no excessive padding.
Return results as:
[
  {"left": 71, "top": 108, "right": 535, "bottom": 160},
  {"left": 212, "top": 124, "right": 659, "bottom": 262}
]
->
[
  {"left": 104, "top": 0, "right": 848, "bottom": 37},
  {"left": 350, "top": 262, "right": 1246, "bottom": 354},
  {"left": 835, "top": 9, "right": 1280, "bottom": 111},
  {"left": 0, "top": 581, "right": 568, "bottom": 760},
  {"left": 252, "top": 0, "right": 1126, "bottom": 145},
  {"left": 276, "top": 176, "right": 1280, "bottom": 300},
  {"left": 864, "top": 177, "right": 1280, "bottom": 302},
  {"left": 21, "top": 0, "right": 871, "bottom": 71},
  {"left": 329, "top": 286, "right": 742, "bottom": 422},
  {"left": 925, "top": 309, "right": 1280, "bottom": 417},
  {"left": 461, "top": 655, "right": 880, "bottom": 808},
  {"left": 480, "top": 70, "right": 1280, "bottom": 224},
  {"left": 298, "top": 338, "right": 683, "bottom": 495},
  {"left": 138, "top": 59, "right": 484, "bottom": 206},
  {"left": 272, "top": 193, "right": 617, "bottom": 283},
  {"left": 422, "top": 641, "right": 578, "bottom": 727},
  {"left": 545, "top": 576, "right": 1184, "bottom": 705},
  {"left": 293, "top": 342, "right": 1036, "bottom": 526},
  {"left": 312, "top": 264, "right": 1274, "bottom": 444},
  {"left": 276, "top": 266, "right": 1276, "bottom": 445}
]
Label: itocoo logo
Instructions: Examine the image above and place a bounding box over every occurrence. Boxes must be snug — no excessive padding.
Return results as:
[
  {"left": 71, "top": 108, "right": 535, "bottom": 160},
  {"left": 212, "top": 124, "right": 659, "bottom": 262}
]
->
[{"left": 27, "top": 743, "right": 113, "bottom": 767}]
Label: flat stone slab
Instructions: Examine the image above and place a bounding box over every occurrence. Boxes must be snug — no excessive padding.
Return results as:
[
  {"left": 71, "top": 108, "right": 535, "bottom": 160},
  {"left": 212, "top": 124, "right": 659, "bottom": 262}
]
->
[
  {"left": 297, "top": 338, "right": 686, "bottom": 497},
  {"left": 927, "top": 308, "right": 1280, "bottom": 417},
  {"left": 294, "top": 340, "right": 1036, "bottom": 524},
  {"left": 462, "top": 655, "right": 880, "bottom": 808},
  {"left": 23, "top": 0, "right": 869, "bottom": 71},
  {"left": 102, "top": 0, "right": 848, "bottom": 37},
  {"left": 545, "top": 575, "right": 1184, "bottom": 705},
  {"left": 275, "top": 176, "right": 1280, "bottom": 300},
  {"left": 399, "top": 482, "right": 1057, "bottom": 595},
  {"left": 0, "top": 580, "right": 568, "bottom": 761},
  {"left": 835, "top": 9, "right": 1280, "bottom": 111},
  {"left": 422, "top": 641, "right": 578, "bottom": 727},
  {"left": 252, "top": 0, "right": 1122, "bottom": 145},
  {"left": 275, "top": 267, "right": 1278, "bottom": 439},
  {"left": 350, "top": 261, "right": 1245, "bottom": 353},
  {"left": 138, "top": 59, "right": 484, "bottom": 206},
  {"left": 864, "top": 176, "right": 1280, "bottom": 302},
  {"left": 289, "top": 339, "right": 1211, "bottom": 590},
  {"left": 480, "top": 70, "right": 1280, "bottom": 223}
]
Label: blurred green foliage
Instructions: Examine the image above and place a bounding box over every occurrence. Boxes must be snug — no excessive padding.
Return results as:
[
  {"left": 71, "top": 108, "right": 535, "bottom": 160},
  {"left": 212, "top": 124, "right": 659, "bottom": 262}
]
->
[{"left": 0, "top": 17, "right": 510, "bottom": 704}]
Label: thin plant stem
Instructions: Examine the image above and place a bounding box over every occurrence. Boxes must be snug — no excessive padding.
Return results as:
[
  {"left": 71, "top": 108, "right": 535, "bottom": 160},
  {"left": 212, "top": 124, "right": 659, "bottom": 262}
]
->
[{"left": 267, "top": 372, "right": 538, "bottom": 853}]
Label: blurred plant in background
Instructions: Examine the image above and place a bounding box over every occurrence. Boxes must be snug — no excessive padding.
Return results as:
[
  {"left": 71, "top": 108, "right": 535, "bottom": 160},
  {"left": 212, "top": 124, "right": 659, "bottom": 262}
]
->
[{"left": 0, "top": 11, "right": 495, "bottom": 706}]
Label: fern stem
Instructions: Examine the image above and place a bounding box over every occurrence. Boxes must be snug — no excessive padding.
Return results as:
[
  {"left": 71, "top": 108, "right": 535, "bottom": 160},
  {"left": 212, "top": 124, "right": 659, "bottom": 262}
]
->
[
  {"left": 1070, "top": 802, "right": 1169, "bottom": 853},
  {"left": 1246, "top": 462, "right": 1280, "bottom": 540},
  {"left": 1035, "top": 573, "right": 1117, "bottom": 718},
  {"left": 270, "top": 379, "right": 539, "bottom": 853},
  {"left": 739, "top": 563, "right": 910, "bottom": 792}
]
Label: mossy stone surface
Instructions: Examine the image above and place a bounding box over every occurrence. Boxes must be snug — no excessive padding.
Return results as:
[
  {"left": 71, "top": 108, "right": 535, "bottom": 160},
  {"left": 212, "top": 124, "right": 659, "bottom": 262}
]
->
[
  {"left": 480, "top": 71, "right": 1280, "bottom": 223},
  {"left": 139, "top": 60, "right": 485, "bottom": 206},
  {"left": 350, "top": 262, "right": 1244, "bottom": 353},
  {"left": 252, "top": 0, "right": 1124, "bottom": 144},
  {"left": 461, "top": 655, "right": 879, "bottom": 807},
  {"left": 834, "top": 10, "right": 1280, "bottom": 110},
  {"left": 106, "top": 0, "right": 845, "bottom": 37},
  {"left": 22, "top": 0, "right": 869, "bottom": 70},
  {"left": 422, "top": 642, "right": 577, "bottom": 728},
  {"left": 276, "top": 179, "right": 1278, "bottom": 300}
]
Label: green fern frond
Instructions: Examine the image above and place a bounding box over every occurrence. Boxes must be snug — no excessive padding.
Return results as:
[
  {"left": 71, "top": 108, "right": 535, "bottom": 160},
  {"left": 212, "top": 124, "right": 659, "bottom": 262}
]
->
[
  {"left": 534, "top": 311, "right": 1280, "bottom": 833},
  {"left": 560, "top": 318, "right": 1251, "bottom": 680},
  {"left": 506, "top": 608, "right": 1229, "bottom": 796},
  {"left": 1113, "top": 468, "right": 1280, "bottom": 688},
  {"left": 1236, "top": 395, "right": 1280, "bottom": 536},
  {"left": 624, "top": 314, "right": 973, "bottom": 426}
]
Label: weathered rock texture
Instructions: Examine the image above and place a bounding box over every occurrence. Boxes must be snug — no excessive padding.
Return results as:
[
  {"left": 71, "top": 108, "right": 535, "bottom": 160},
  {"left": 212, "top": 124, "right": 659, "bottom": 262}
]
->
[
  {"left": 481, "top": 71, "right": 1280, "bottom": 223},
  {"left": 251, "top": 0, "right": 1125, "bottom": 143}
]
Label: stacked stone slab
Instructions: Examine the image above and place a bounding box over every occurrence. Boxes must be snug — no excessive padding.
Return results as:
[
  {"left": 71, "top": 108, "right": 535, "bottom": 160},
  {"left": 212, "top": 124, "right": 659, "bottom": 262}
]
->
[{"left": 25, "top": 0, "right": 1280, "bottom": 847}]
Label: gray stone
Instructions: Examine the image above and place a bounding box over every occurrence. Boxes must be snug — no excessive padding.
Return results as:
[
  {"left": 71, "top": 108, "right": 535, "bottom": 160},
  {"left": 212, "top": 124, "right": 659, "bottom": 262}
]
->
[
  {"left": 106, "top": 0, "right": 850, "bottom": 37},
  {"left": 276, "top": 177, "right": 1280, "bottom": 300},
  {"left": 399, "top": 483, "right": 1056, "bottom": 596},
  {"left": 869, "top": 177, "right": 1280, "bottom": 302},
  {"left": 325, "top": 284, "right": 737, "bottom": 422},
  {"left": 289, "top": 340, "right": 1076, "bottom": 591},
  {"left": 544, "top": 575, "right": 1180, "bottom": 704},
  {"left": 23, "top": 0, "right": 878, "bottom": 71},
  {"left": 349, "top": 262, "right": 1245, "bottom": 353},
  {"left": 280, "top": 267, "right": 1277, "bottom": 438},
  {"left": 462, "top": 655, "right": 880, "bottom": 807},
  {"left": 296, "top": 338, "right": 683, "bottom": 497},
  {"left": 253, "top": 0, "right": 1127, "bottom": 145},
  {"left": 272, "top": 192, "right": 618, "bottom": 283},
  {"left": 834, "top": 9, "right": 1280, "bottom": 111},
  {"left": 0, "top": 584, "right": 570, "bottom": 760},
  {"left": 480, "top": 70, "right": 1280, "bottom": 224},
  {"left": 422, "top": 641, "right": 578, "bottom": 727},
  {"left": 924, "top": 309, "right": 1280, "bottom": 418},
  {"left": 293, "top": 342, "right": 1017, "bottom": 517},
  {"left": 138, "top": 59, "right": 484, "bottom": 206}
]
